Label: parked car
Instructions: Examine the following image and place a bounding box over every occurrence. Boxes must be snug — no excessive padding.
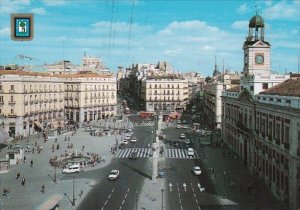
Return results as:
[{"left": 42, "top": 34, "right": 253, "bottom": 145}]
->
[
  {"left": 192, "top": 166, "right": 202, "bottom": 175},
  {"left": 176, "top": 125, "right": 182, "bottom": 129},
  {"left": 180, "top": 133, "right": 186, "bottom": 139},
  {"left": 108, "top": 170, "right": 120, "bottom": 180},
  {"left": 62, "top": 164, "right": 81, "bottom": 174},
  {"left": 177, "top": 120, "right": 181, "bottom": 124},
  {"left": 187, "top": 148, "right": 194, "bottom": 156},
  {"left": 122, "top": 140, "right": 129, "bottom": 146},
  {"left": 182, "top": 125, "right": 189, "bottom": 129}
]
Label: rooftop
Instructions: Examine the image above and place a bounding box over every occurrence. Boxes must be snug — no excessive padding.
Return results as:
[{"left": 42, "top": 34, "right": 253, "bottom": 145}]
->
[
  {"left": 226, "top": 86, "right": 240, "bottom": 92},
  {"left": 0, "top": 70, "right": 113, "bottom": 78},
  {"left": 259, "top": 77, "right": 300, "bottom": 97}
]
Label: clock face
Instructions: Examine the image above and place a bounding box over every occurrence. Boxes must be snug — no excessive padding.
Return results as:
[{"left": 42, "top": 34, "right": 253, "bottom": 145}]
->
[{"left": 255, "top": 54, "right": 264, "bottom": 64}]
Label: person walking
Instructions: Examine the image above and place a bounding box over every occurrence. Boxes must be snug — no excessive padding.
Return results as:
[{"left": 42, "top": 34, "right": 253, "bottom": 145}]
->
[
  {"left": 21, "top": 177, "right": 26, "bottom": 185},
  {"left": 30, "top": 160, "right": 33, "bottom": 167},
  {"left": 41, "top": 184, "right": 45, "bottom": 194},
  {"left": 16, "top": 172, "right": 20, "bottom": 179}
]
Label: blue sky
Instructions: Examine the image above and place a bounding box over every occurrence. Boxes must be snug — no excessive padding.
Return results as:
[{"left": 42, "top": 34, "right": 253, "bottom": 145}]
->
[{"left": 0, "top": 0, "right": 299, "bottom": 76}]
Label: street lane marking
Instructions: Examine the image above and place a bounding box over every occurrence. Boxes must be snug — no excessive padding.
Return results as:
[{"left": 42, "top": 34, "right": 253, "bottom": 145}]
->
[
  {"left": 165, "top": 149, "right": 201, "bottom": 159},
  {"left": 114, "top": 148, "right": 152, "bottom": 158}
]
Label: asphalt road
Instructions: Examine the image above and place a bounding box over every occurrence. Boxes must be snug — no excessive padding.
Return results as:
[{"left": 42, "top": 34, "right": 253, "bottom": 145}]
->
[
  {"left": 162, "top": 125, "right": 226, "bottom": 210},
  {"left": 77, "top": 116, "right": 154, "bottom": 210}
]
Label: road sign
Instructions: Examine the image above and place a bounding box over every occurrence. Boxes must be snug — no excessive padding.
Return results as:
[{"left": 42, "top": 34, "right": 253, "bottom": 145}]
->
[{"left": 11, "top": 13, "right": 34, "bottom": 41}]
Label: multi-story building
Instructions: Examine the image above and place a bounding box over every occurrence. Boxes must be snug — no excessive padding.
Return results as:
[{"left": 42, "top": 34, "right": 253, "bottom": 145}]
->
[
  {"left": 222, "top": 13, "right": 299, "bottom": 209},
  {"left": 62, "top": 73, "right": 117, "bottom": 123},
  {"left": 0, "top": 70, "right": 65, "bottom": 137},
  {"left": 140, "top": 76, "right": 189, "bottom": 112},
  {"left": 0, "top": 70, "right": 117, "bottom": 137}
]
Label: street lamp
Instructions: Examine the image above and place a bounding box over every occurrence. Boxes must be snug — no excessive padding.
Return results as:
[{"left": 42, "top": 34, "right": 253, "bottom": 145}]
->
[
  {"left": 64, "top": 176, "right": 76, "bottom": 206},
  {"left": 48, "top": 165, "right": 57, "bottom": 183},
  {"left": 135, "top": 190, "right": 138, "bottom": 210},
  {"left": 161, "top": 189, "right": 164, "bottom": 210}
]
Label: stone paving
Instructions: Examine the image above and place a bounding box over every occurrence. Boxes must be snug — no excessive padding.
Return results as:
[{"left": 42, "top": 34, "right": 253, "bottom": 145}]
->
[{"left": 0, "top": 119, "right": 122, "bottom": 210}]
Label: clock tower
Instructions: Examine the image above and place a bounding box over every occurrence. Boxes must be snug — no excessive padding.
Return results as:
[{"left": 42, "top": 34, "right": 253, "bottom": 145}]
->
[{"left": 243, "top": 14, "right": 271, "bottom": 77}]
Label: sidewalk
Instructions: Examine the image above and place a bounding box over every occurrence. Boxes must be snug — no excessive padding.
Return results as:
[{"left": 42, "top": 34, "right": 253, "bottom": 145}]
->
[
  {"left": 202, "top": 146, "right": 289, "bottom": 209},
  {"left": 0, "top": 127, "right": 119, "bottom": 210}
]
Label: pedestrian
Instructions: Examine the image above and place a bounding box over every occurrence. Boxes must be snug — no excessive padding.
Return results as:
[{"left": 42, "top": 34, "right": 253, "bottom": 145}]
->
[
  {"left": 21, "top": 177, "right": 25, "bottom": 185},
  {"left": 30, "top": 160, "right": 33, "bottom": 167},
  {"left": 56, "top": 144, "right": 59, "bottom": 150},
  {"left": 41, "top": 184, "right": 45, "bottom": 194},
  {"left": 23, "top": 156, "right": 27, "bottom": 163},
  {"left": 16, "top": 172, "right": 20, "bottom": 179},
  {"left": 55, "top": 138, "right": 57, "bottom": 143}
]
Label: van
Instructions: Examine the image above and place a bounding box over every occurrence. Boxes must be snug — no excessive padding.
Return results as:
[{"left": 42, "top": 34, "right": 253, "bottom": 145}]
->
[
  {"left": 188, "top": 148, "right": 194, "bottom": 156},
  {"left": 62, "top": 164, "right": 81, "bottom": 174}
]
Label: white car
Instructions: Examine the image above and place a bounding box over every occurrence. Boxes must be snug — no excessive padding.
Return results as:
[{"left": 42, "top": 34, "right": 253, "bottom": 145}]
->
[
  {"left": 177, "top": 120, "right": 181, "bottom": 124},
  {"left": 130, "top": 137, "right": 137, "bottom": 143},
  {"left": 176, "top": 125, "right": 182, "bottom": 129},
  {"left": 180, "top": 133, "right": 186, "bottom": 139},
  {"left": 188, "top": 148, "right": 194, "bottom": 156},
  {"left": 62, "top": 164, "right": 81, "bottom": 174},
  {"left": 192, "top": 166, "right": 202, "bottom": 175},
  {"left": 182, "top": 125, "right": 189, "bottom": 129},
  {"left": 108, "top": 170, "right": 120, "bottom": 180}
]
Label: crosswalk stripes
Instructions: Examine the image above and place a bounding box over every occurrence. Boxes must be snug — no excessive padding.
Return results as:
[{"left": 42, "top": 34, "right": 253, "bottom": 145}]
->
[
  {"left": 132, "top": 122, "right": 154, "bottom": 127},
  {"left": 115, "top": 148, "right": 152, "bottom": 158},
  {"left": 165, "top": 149, "right": 200, "bottom": 159}
]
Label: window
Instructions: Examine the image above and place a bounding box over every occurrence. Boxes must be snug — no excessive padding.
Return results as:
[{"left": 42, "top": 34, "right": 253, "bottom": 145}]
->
[
  {"left": 11, "top": 96, "right": 14, "bottom": 102},
  {"left": 286, "top": 100, "right": 291, "bottom": 104},
  {"left": 10, "top": 85, "right": 14, "bottom": 91},
  {"left": 262, "top": 83, "right": 268, "bottom": 90},
  {"left": 11, "top": 109, "right": 14, "bottom": 114},
  {"left": 0, "top": 96, "right": 3, "bottom": 102},
  {"left": 250, "top": 86, "right": 254, "bottom": 91},
  {"left": 0, "top": 85, "right": 2, "bottom": 91},
  {"left": 270, "top": 98, "right": 273, "bottom": 101},
  {"left": 277, "top": 99, "right": 282, "bottom": 102},
  {"left": 0, "top": 109, "right": 1, "bottom": 114}
]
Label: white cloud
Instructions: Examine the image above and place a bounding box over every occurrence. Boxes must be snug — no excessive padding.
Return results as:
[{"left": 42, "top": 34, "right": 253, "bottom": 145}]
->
[
  {"left": 263, "top": 1, "right": 300, "bottom": 21},
  {"left": 237, "top": 3, "right": 248, "bottom": 14},
  {"left": 42, "top": 0, "right": 67, "bottom": 6},
  {"left": 202, "top": 45, "right": 215, "bottom": 51},
  {"left": 0, "top": 27, "right": 10, "bottom": 36},
  {"left": 0, "top": 0, "right": 32, "bottom": 13},
  {"left": 163, "top": 48, "right": 183, "bottom": 57},
  {"left": 31, "top": 7, "right": 46, "bottom": 15},
  {"left": 231, "top": 21, "right": 248, "bottom": 30}
]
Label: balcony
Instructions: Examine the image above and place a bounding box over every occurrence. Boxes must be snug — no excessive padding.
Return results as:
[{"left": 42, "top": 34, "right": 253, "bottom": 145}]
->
[
  {"left": 8, "top": 101, "right": 16, "bottom": 104},
  {"left": 9, "top": 90, "right": 15, "bottom": 93},
  {"left": 8, "top": 114, "right": 17, "bottom": 118},
  {"left": 44, "top": 99, "right": 48, "bottom": 103},
  {"left": 39, "top": 99, "right": 43, "bottom": 103},
  {"left": 236, "top": 120, "right": 250, "bottom": 133}
]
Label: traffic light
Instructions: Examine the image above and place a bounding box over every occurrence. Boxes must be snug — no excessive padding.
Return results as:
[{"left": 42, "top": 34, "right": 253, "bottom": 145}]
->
[{"left": 11, "top": 13, "right": 34, "bottom": 41}]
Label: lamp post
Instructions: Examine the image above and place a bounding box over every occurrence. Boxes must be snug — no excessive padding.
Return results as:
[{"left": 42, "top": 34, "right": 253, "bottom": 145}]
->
[
  {"left": 161, "top": 189, "right": 164, "bottom": 210},
  {"left": 135, "top": 190, "right": 138, "bottom": 210},
  {"left": 72, "top": 175, "right": 75, "bottom": 206}
]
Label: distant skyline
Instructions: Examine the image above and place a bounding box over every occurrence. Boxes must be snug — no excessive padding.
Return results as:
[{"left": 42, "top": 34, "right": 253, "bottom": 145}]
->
[{"left": 0, "top": 0, "right": 299, "bottom": 76}]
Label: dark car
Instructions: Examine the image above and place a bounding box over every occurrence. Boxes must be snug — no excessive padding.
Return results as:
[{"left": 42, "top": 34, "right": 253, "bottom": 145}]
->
[{"left": 129, "top": 150, "right": 138, "bottom": 159}]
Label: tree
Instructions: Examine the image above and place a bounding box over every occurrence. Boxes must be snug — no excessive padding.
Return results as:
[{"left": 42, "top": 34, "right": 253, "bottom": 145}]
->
[
  {"left": 19, "top": 21, "right": 26, "bottom": 32},
  {"left": 205, "top": 76, "right": 212, "bottom": 83}
]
